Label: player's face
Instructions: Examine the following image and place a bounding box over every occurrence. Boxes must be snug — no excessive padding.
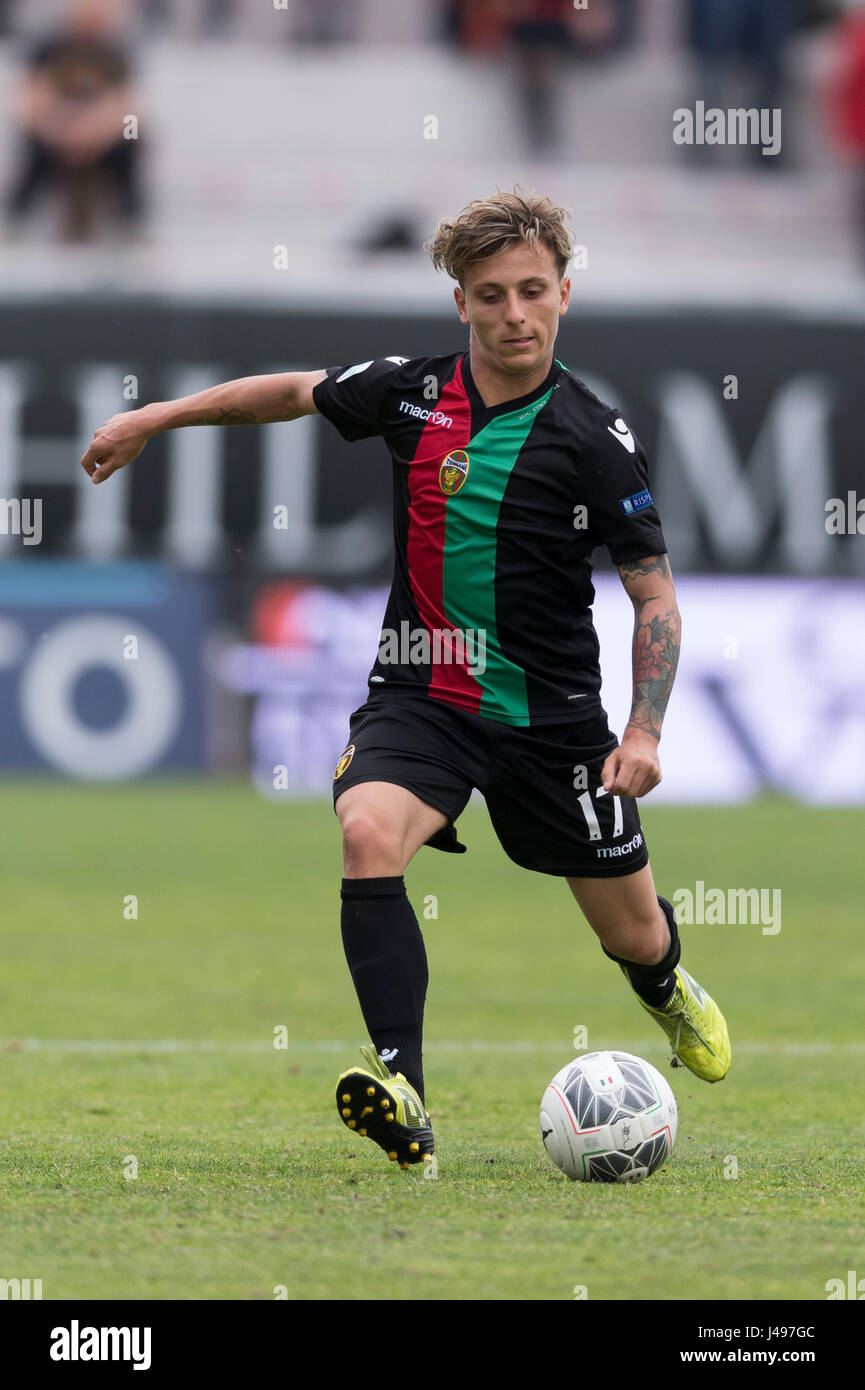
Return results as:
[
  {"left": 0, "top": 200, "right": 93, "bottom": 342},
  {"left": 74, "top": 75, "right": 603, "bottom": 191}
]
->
[{"left": 455, "top": 241, "right": 570, "bottom": 379}]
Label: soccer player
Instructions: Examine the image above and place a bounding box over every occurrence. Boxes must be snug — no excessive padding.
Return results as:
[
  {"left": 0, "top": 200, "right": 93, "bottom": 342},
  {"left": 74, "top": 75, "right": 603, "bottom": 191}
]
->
[{"left": 81, "top": 190, "right": 731, "bottom": 1173}]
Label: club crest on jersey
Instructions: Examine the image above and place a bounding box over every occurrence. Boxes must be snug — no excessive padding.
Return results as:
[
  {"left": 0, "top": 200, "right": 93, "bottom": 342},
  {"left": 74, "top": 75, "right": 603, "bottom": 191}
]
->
[
  {"left": 439, "top": 449, "right": 469, "bottom": 496},
  {"left": 334, "top": 744, "right": 355, "bottom": 779}
]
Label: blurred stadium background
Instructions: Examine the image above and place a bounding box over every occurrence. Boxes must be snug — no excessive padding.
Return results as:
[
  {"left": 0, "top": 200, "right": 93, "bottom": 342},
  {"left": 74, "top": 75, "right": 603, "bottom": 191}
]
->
[{"left": 1, "top": 0, "right": 863, "bottom": 802}]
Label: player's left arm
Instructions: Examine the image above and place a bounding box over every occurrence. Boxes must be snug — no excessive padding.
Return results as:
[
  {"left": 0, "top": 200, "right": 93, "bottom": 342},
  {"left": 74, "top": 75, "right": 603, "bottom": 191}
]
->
[{"left": 601, "top": 553, "right": 681, "bottom": 797}]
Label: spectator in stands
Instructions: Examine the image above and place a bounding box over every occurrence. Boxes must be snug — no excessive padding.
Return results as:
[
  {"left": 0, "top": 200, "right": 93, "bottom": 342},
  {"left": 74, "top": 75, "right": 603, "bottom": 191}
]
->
[
  {"left": 443, "top": 0, "right": 637, "bottom": 154},
  {"left": 441, "top": 0, "right": 509, "bottom": 52},
  {"left": 291, "top": 0, "right": 358, "bottom": 46},
  {"left": 3, "top": 0, "right": 144, "bottom": 242},
  {"left": 826, "top": 2, "right": 865, "bottom": 265},
  {"left": 507, "top": 1, "right": 577, "bottom": 154},
  {"left": 684, "top": 0, "right": 800, "bottom": 168}
]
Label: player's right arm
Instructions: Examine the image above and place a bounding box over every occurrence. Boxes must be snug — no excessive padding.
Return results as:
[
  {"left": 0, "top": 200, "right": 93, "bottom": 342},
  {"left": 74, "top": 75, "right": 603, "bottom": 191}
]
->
[{"left": 80, "top": 369, "right": 326, "bottom": 484}]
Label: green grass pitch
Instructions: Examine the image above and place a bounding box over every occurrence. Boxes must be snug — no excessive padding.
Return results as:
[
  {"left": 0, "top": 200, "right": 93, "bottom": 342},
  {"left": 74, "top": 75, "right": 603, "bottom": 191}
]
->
[{"left": 1, "top": 782, "right": 863, "bottom": 1301}]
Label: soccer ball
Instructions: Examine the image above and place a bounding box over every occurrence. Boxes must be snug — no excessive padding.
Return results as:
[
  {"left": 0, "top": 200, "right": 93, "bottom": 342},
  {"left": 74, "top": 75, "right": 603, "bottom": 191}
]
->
[{"left": 540, "top": 1050, "right": 677, "bottom": 1183}]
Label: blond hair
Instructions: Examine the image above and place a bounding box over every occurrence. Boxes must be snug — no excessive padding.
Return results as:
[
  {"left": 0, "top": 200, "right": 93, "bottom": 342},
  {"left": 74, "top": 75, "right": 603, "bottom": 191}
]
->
[{"left": 426, "top": 188, "right": 574, "bottom": 285}]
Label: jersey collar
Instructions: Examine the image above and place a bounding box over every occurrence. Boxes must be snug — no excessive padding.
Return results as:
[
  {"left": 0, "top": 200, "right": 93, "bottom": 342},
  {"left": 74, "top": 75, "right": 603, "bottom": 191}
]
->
[{"left": 461, "top": 352, "right": 560, "bottom": 423}]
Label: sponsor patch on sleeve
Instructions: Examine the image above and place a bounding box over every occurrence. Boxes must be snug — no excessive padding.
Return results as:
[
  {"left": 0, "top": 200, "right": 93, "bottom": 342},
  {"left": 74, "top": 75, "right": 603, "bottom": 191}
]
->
[{"left": 619, "top": 489, "right": 653, "bottom": 515}]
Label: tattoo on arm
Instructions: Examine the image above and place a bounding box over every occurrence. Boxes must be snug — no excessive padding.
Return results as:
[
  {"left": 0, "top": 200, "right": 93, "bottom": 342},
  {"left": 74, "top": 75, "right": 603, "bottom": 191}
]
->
[
  {"left": 214, "top": 407, "right": 257, "bottom": 425},
  {"left": 180, "top": 406, "right": 258, "bottom": 427},
  {"left": 627, "top": 606, "right": 681, "bottom": 741},
  {"left": 616, "top": 554, "right": 670, "bottom": 614},
  {"left": 617, "top": 555, "right": 669, "bottom": 582}
]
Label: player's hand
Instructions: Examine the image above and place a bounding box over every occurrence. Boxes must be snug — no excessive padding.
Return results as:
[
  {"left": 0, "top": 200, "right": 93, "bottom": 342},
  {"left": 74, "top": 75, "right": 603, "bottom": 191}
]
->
[
  {"left": 600, "top": 728, "right": 661, "bottom": 798},
  {"left": 80, "top": 407, "right": 156, "bottom": 484}
]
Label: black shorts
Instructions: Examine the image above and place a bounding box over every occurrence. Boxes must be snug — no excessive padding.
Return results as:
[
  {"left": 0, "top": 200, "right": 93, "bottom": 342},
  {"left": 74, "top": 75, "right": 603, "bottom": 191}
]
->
[{"left": 332, "top": 691, "right": 650, "bottom": 879}]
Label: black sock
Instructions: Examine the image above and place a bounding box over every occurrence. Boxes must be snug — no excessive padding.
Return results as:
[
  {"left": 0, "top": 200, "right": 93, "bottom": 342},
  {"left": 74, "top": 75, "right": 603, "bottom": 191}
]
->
[
  {"left": 603, "top": 895, "right": 681, "bottom": 1008},
  {"left": 340, "top": 876, "right": 428, "bottom": 1103}
]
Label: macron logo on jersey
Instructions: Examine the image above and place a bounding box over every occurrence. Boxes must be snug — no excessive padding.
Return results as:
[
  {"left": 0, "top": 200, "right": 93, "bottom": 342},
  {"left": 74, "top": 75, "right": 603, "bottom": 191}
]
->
[
  {"left": 336, "top": 361, "right": 372, "bottom": 382},
  {"left": 607, "top": 417, "right": 636, "bottom": 453},
  {"left": 336, "top": 356, "right": 408, "bottom": 384},
  {"left": 398, "top": 400, "right": 453, "bottom": 428}
]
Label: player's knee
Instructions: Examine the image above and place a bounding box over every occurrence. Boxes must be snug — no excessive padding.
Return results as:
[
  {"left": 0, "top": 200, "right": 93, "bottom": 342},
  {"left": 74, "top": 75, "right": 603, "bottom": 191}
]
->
[{"left": 339, "top": 807, "right": 404, "bottom": 876}]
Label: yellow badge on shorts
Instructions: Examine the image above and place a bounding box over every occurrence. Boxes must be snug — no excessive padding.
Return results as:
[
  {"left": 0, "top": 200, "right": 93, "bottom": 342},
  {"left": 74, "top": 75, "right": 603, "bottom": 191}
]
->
[
  {"left": 334, "top": 744, "right": 356, "bottom": 779},
  {"left": 439, "top": 449, "right": 469, "bottom": 496}
]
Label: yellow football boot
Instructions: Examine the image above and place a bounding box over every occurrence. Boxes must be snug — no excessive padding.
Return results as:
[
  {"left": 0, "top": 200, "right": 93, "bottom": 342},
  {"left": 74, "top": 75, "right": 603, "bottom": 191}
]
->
[
  {"left": 335, "top": 1045, "right": 435, "bottom": 1169},
  {"left": 632, "top": 966, "right": 731, "bottom": 1082}
]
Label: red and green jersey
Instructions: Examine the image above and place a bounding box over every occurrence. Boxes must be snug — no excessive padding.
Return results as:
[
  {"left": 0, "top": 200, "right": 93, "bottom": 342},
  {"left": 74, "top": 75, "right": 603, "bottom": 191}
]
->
[{"left": 312, "top": 351, "right": 666, "bottom": 728}]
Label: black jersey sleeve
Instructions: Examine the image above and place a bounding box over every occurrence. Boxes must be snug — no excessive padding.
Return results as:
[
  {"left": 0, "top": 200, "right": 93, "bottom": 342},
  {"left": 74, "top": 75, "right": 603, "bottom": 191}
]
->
[
  {"left": 312, "top": 355, "right": 410, "bottom": 442},
  {"left": 581, "top": 411, "right": 668, "bottom": 562}
]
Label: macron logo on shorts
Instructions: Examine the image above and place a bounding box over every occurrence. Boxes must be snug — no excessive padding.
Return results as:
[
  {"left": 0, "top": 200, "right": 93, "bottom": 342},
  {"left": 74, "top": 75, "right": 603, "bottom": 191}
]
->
[{"left": 595, "top": 831, "right": 644, "bottom": 859}]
